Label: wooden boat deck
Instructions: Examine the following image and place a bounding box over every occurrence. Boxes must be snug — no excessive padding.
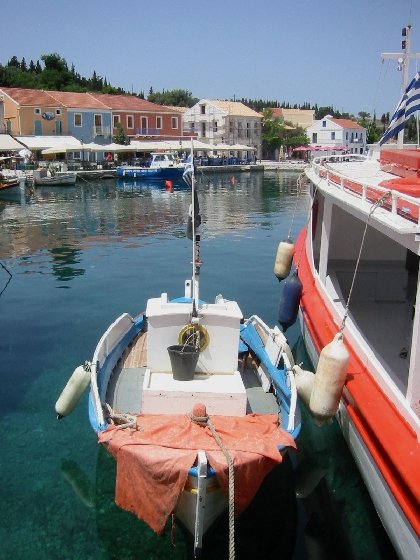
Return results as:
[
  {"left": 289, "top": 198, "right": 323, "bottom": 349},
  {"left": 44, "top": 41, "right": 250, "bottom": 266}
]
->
[{"left": 106, "top": 331, "right": 279, "bottom": 416}]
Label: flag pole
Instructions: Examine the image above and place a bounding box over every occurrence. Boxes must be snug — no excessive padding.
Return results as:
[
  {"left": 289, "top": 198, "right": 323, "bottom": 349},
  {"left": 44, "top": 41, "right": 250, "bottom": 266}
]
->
[
  {"left": 381, "top": 25, "right": 420, "bottom": 148},
  {"left": 182, "top": 140, "right": 202, "bottom": 321},
  {"left": 191, "top": 140, "right": 197, "bottom": 306}
]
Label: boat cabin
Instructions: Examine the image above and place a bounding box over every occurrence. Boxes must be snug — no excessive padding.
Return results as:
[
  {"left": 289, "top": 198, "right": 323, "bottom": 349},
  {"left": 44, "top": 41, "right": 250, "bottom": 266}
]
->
[{"left": 143, "top": 292, "right": 247, "bottom": 416}]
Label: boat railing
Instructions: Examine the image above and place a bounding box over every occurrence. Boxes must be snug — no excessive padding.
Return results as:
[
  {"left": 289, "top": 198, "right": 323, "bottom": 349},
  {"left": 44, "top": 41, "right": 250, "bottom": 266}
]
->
[
  {"left": 243, "top": 315, "right": 298, "bottom": 433},
  {"left": 311, "top": 155, "right": 420, "bottom": 226}
]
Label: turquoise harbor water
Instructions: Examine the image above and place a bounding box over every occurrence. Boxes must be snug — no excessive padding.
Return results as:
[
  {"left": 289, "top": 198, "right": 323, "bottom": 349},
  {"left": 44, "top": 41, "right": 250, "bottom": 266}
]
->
[{"left": 0, "top": 171, "right": 397, "bottom": 559}]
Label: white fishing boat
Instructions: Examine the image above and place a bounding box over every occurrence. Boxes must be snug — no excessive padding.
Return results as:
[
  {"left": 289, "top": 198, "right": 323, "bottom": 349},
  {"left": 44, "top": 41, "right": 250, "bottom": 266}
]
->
[
  {"left": 57, "top": 148, "right": 301, "bottom": 557},
  {"left": 289, "top": 26, "right": 420, "bottom": 560},
  {"left": 33, "top": 168, "right": 77, "bottom": 186}
]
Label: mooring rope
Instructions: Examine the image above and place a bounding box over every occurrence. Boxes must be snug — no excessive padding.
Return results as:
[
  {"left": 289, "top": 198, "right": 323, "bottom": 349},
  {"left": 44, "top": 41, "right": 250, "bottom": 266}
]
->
[
  {"left": 104, "top": 403, "right": 140, "bottom": 431},
  {"left": 190, "top": 411, "right": 235, "bottom": 560}
]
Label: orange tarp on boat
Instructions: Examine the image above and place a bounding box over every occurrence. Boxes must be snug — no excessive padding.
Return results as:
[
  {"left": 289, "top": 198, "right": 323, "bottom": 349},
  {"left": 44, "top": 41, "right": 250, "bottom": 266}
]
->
[{"left": 98, "top": 413, "right": 296, "bottom": 533}]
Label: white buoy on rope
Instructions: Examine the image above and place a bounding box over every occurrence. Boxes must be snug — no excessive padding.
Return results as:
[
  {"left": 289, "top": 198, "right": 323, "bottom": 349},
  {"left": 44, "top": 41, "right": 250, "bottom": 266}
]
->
[
  {"left": 274, "top": 238, "right": 295, "bottom": 280},
  {"left": 309, "top": 333, "right": 349, "bottom": 426},
  {"left": 292, "top": 364, "right": 314, "bottom": 408},
  {"left": 55, "top": 362, "right": 91, "bottom": 419}
]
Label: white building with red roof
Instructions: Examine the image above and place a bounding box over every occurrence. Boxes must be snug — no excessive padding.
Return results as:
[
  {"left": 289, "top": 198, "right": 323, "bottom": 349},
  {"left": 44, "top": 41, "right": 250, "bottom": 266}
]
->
[{"left": 306, "top": 114, "right": 366, "bottom": 154}]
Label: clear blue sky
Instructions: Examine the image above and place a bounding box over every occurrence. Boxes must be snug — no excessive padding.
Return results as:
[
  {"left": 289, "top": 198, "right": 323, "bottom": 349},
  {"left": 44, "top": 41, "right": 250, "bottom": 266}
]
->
[{"left": 1, "top": 0, "right": 419, "bottom": 118}]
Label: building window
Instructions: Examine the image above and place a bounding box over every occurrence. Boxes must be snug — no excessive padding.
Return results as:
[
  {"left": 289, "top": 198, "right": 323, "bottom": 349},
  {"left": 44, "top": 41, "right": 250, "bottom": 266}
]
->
[
  {"left": 200, "top": 105, "right": 206, "bottom": 115},
  {"left": 34, "top": 107, "right": 41, "bottom": 115},
  {"left": 246, "top": 122, "right": 250, "bottom": 138},
  {"left": 94, "top": 114, "right": 102, "bottom": 126},
  {"left": 74, "top": 113, "right": 82, "bottom": 127},
  {"left": 156, "top": 116, "right": 162, "bottom": 129},
  {"left": 201, "top": 122, "right": 206, "bottom": 137},
  {"left": 331, "top": 132, "right": 335, "bottom": 140},
  {"left": 312, "top": 133, "right": 317, "bottom": 143},
  {"left": 56, "top": 108, "right": 62, "bottom": 115},
  {"left": 171, "top": 116, "right": 178, "bottom": 129},
  {"left": 213, "top": 120, "right": 218, "bottom": 132},
  {"left": 141, "top": 117, "right": 148, "bottom": 133},
  {"left": 113, "top": 115, "right": 120, "bottom": 128},
  {"left": 127, "top": 115, "right": 134, "bottom": 129},
  {"left": 346, "top": 132, "right": 348, "bottom": 140},
  {"left": 322, "top": 120, "right": 326, "bottom": 127}
]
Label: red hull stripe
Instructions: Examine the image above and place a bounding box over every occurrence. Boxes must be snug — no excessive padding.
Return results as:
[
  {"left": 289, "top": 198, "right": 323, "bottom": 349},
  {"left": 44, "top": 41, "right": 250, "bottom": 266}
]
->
[{"left": 295, "top": 228, "right": 420, "bottom": 538}]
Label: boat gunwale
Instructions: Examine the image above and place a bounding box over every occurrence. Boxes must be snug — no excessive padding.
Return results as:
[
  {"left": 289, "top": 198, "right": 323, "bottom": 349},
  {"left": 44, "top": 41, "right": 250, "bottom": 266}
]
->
[{"left": 310, "top": 154, "right": 420, "bottom": 227}]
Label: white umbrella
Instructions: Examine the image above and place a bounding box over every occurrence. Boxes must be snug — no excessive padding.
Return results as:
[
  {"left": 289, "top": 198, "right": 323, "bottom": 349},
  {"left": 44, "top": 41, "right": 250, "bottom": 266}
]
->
[
  {"left": 100, "top": 142, "right": 135, "bottom": 152},
  {"left": 41, "top": 143, "right": 84, "bottom": 155},
  {"left": 83, "top": 142, "right": 109, "bottom": 152}
]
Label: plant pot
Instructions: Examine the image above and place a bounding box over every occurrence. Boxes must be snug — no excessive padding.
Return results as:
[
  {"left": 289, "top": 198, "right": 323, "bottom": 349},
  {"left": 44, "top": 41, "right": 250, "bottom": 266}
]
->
[{"left": 167, "top": 345, "right": 199, "bottom": 381}]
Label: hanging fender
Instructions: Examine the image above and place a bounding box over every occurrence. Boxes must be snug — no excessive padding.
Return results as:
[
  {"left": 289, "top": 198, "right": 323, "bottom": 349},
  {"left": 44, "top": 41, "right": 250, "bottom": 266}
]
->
[
  {"left": 278, "top": 271, "right": 303, "bottom": 331},
  {"left": 274, "top": 238, "right": 295, "bottom": 280}
]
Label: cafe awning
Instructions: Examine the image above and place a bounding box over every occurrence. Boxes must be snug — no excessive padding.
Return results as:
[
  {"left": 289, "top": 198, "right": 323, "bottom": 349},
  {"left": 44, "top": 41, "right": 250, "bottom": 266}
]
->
[
  {"left": 17, "top": 135, "right": 82, "bottom": 150},
  {"left": 0, "top": 134, "right": 27, "bottom": 151}
]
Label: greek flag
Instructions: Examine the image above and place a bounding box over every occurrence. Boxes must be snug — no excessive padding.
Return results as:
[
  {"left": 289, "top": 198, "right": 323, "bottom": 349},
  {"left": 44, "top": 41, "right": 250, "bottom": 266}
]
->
[
  {"left": 182, "top": 154, "right": 201, "bottom": 240},
  {"left": 182, "top": 155, "right": 194, "bottom": 188},
  {"left": 380, "top": 72, "right": 420, "bottom": 146}
]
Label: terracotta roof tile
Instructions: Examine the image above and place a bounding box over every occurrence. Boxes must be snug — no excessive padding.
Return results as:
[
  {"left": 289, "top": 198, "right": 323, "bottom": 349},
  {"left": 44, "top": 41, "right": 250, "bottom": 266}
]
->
[
  {"left": 329, "top": 117, "right": 363, "bottom": 129},
  {"left": 165, "top": 105, "right": 188, "bottom": 114},
  {"left": 46, "top": 91, "right": 109, "bottom": 109},
  {"left": 89, "top": 93, "right": 174, "bottom": 112},
  {"left": 0, "top": 87, "right": 64, "bottom": 107}
]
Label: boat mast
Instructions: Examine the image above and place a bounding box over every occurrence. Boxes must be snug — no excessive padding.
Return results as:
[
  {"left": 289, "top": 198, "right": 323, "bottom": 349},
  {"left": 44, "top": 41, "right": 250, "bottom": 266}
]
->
[
  {"left": 381, "top": 25, "right": 420, "bottom": 148},
  {"left": 190, "top": 141, "right": 201, "bottom": 310}
]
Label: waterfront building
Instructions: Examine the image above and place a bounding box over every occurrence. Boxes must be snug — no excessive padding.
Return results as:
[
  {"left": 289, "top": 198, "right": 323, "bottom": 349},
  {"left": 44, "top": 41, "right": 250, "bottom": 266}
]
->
[
  {"left": 0, "top": 88, "right": 186, "bottom": 144},
  {"left": 88, "top": 93, "right": 185, "bottom": 141},
  {"left": 306, "top": 115, "right": 366, "bottom": 153},
  {"left": 271, "top": 107, "right": 315, "bottom": 129},
  {"left": 183, "top": 100, "right": 262, "bottom": 158}
]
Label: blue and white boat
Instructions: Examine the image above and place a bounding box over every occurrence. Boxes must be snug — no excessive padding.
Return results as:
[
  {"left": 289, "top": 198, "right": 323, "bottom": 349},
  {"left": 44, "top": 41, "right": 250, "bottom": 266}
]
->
[
  {"left": 116, "top": 152, "right": 186, "bottom": 180},
  {"left": 57, "top": 151, "right": 301, "bottom": 558}
]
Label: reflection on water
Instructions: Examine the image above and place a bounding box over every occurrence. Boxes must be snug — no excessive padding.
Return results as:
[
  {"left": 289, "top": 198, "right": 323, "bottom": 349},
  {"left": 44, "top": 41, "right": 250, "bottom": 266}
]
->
[
  {"left": 49, "top": 246, "right": 85, "bottom": 283},
  {"left": 0, "top": 171, "right": 307, "bottom": 262}
]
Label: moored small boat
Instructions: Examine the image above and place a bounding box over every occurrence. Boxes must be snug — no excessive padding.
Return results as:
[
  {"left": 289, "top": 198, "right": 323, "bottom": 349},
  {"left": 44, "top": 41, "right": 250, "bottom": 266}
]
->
[
  {"left": 57, "top": 147, "right": 301, "bottom": 557},
  {"left": 117, "top": 152, "right": 186, "bottom": 180},
  {"left": 0, "top": 175, "right": 24, "bottom": 200},
  {"left": 33, "top": 168, "right": 77, "bottom": 186}
]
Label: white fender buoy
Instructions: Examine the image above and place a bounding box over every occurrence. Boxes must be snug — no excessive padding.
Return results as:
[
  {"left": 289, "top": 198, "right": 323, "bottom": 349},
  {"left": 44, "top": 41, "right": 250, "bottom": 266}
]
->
[
  {"left": 309, "top": 333, "right": 349, "bottom": 426},
  {"left": 292, "top": 364, "right": 314, "bottom": 408},
  {"left": 55, "top": 363, "right": 91, "bottom": 419},
  {"left": 274, "top": 238, "right": 294, "bottom": 280}
]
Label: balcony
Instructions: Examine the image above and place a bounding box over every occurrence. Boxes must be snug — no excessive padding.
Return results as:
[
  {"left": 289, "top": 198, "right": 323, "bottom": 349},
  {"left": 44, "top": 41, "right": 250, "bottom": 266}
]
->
[
  {"left": 93, "top": 125, "right": 111, "bottom": 138},
  {"left": 132, "top": 128, "right": 162, "bottom": 137}
]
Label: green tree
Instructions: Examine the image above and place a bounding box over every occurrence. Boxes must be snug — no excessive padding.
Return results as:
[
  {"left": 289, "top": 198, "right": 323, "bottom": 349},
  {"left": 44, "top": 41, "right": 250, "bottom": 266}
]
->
[
  {"left": 39, "top": 53, "right": 72, "bottom": 90},
  {"left": 113, "top": 122, "right": 130, "bottom": 145},
  {"left": 147, "top": 88, "right": 198, "bottom": 107}
]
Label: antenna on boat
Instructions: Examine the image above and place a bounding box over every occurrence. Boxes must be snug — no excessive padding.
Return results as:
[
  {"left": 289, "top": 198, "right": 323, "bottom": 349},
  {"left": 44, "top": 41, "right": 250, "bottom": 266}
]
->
[{"left": 381, "top": 25, "right": 420, "bottom": 147}]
